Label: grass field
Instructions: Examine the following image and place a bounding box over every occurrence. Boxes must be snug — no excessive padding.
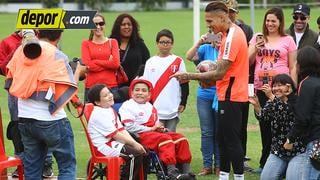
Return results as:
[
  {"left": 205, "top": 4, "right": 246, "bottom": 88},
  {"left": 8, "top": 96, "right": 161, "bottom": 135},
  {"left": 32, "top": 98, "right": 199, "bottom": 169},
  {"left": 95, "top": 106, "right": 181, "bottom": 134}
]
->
[{"left": 0, "top": 7, "right": 319, "bottom": 179}]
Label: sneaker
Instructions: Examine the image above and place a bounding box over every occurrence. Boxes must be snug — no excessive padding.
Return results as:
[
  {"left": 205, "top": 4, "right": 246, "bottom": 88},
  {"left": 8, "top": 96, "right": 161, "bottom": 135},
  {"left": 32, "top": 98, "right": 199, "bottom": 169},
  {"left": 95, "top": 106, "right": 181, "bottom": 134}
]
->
[
  {"left": 243, "top": 161, "right": 254, "bottom": 172},
  {"left": 168, "top": 168, "right": 191, "bottom": 180},
  {"left": 11, "top": 168, "right": 19, "bottom": 178},
  {"left": 42, "top": 163, "right": 54, "bottom": 178},
  {"left": 198, "top": 167, "right": 212, "bottom": 176},
  {"left": 244, "top": 156, "right": 251, "bottom": 161}
]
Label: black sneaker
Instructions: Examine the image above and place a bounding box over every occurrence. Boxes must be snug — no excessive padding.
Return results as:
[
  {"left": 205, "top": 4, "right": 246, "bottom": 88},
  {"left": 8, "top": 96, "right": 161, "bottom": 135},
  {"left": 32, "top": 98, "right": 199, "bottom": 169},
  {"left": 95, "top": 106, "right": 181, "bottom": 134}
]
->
[
  {"left": 11, "top": 168, "right": 19, "bottom": 178},
  {"left": 168, "top": 168, "right": 192, "bottom": 180},
  {"left": 42, "top": 163, "right": 54, "bottom": 178}
]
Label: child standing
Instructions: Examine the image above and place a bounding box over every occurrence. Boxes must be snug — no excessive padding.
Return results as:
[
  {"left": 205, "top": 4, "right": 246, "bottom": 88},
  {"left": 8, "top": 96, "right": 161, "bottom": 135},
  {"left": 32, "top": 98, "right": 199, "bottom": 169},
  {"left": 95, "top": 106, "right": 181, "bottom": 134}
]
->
[
  {"left": 119, "top": 78, "right": 195, "bottom": 180},
  {"left": 143, "top": 29, "right": 189, "bottom": 132},
  {"left": 249, "top": 74, "right": 305, "bottom": 180},
  {"left": 87, "top": 84, "right": 146, "bottom": 180}
]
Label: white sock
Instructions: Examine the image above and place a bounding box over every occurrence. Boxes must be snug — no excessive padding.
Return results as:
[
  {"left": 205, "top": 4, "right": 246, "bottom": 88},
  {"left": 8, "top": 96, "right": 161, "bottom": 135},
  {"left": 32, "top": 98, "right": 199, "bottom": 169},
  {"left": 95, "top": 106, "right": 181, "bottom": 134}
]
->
[
  {"left": 219, "top": 171, "right": 229, "bottom": 180},
  {"left": 234, "top": 173, "right": 244, "bottom": 180}
]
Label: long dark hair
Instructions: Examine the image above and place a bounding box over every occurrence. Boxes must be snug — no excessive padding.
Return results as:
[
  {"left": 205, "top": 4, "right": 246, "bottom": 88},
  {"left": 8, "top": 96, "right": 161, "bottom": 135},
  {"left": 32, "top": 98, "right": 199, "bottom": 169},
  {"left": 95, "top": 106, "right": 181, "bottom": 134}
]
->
[
  {"left": 297, "top": 46, "right": 320, "bottom": 82},
  {"left": 109, "top": 13, "right": 142, "bottom": 47},
  {"left": 262, "top": 7, "right": 286, "bottom": 40}
]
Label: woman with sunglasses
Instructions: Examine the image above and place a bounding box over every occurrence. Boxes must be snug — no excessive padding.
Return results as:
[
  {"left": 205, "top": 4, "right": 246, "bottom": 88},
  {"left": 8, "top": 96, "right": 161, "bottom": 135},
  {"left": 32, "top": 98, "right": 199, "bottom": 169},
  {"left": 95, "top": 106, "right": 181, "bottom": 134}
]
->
[
  {"left": 248, "top": 7, "right": 297, "bottom": 173},
  {"left": 110, "top": 13, "right": 150, "bottom": 85},
  {"left": 81, "top": 13, "right": 120, "bottom": 102}
]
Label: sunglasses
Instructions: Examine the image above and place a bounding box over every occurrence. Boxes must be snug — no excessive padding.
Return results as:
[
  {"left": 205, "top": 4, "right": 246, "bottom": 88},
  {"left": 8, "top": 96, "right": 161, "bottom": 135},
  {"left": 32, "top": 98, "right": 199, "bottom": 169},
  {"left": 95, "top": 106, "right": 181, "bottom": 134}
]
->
[
  {"left": 158, "top": 41, "right": 172, "bottom": 45},
  {"left": 293, "top": 15, "right": 307, "bottom": 21},
  {"left": 95, "top": 22, "right": 105, "bottom": 26}
]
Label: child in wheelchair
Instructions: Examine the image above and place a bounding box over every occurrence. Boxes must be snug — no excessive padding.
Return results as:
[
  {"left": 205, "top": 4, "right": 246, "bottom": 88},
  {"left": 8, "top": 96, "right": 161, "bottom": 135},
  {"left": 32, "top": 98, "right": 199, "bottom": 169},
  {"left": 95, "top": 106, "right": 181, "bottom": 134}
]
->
[
  {"left": 87, "top": 84, "right": 147, "bottom": 180},
  {"left": 119, "top": 78, "right": 196, "bottom": 180}
]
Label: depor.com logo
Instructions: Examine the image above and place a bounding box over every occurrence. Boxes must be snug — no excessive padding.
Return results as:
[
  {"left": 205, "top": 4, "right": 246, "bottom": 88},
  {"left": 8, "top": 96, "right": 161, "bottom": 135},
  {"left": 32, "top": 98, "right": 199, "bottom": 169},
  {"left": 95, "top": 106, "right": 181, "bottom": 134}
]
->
[{"left": 16, "top": 9, "right": 97, "bottom": 29}]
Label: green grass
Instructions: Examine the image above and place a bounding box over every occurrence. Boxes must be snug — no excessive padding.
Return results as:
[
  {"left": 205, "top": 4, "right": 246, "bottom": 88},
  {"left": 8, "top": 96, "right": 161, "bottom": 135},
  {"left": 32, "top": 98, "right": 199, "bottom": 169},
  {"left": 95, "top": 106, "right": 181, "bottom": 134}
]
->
[{"left": 1, "top": 8, "right": 319, "bottom": 179}]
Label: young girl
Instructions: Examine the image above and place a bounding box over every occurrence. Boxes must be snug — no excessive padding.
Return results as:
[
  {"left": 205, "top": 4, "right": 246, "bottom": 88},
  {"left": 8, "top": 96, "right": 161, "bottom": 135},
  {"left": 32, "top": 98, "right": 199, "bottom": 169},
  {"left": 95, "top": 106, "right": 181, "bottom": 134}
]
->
[
  {"left": 87, "top": 84, "right": 146, "bottom": 180},
  {"left": 119, "top": 78, "right": 195, "bottom": 180},
  {"left": 249, "top": 74, "right": 305, "bottom": 180}
]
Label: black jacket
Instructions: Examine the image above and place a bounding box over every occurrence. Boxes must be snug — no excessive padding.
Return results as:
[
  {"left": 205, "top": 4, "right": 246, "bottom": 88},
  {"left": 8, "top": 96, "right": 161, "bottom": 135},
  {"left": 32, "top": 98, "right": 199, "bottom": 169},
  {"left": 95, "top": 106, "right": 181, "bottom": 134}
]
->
[
  {"left": 120, "top": 40, "right": 150, "bottom": 84},
  {"left": 288, "top": 76, "right": 320, "bottom": 143},
  {"left": 286, "top": 24, "right": 319, "bottom": 50}
]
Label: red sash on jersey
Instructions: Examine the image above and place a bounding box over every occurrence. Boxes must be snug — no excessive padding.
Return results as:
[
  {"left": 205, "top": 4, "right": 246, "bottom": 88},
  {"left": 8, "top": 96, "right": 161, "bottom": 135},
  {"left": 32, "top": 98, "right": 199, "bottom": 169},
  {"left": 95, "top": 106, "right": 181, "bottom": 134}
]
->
[
  {"left": 151, "top": 57, "right": 182, "bottom": 103},
  {"left": 143, "top": 107, "right": 158, "bottom": 127}
]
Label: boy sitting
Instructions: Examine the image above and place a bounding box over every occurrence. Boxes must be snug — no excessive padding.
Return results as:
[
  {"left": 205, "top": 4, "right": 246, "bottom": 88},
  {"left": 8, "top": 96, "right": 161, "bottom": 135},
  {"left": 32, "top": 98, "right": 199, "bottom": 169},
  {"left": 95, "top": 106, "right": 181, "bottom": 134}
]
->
[{"left": 119, "top": 78, "right": 195, "bottom": 180}]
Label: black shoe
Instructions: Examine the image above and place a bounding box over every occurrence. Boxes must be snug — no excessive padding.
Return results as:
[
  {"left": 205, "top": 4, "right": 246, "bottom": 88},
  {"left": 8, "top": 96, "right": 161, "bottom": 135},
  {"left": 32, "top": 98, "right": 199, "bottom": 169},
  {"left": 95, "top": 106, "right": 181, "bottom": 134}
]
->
[
  {"left": 244, "top": 156, "right": 251, "bottom": 161},
  {"left": 244, "top": 161, "right": 254, "bottom": 172},
  {"left": 168, "top": 168, "right": 192, "bottom": 180},
  {"left": 12, "top": 168, "right": 19, "bottom": 178},
  {"left": 42, "top": 163, "right": 54, "bottom": 178}
]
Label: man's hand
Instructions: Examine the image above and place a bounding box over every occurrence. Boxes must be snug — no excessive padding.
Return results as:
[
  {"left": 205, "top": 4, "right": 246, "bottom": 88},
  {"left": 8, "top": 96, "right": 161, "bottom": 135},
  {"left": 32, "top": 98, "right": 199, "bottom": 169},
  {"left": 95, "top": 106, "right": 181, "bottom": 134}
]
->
[
  {"left": 171, "top": 72, "right": 190, "bottom": 82},
  {"left": 74, "top": 62, "right": 88, "bottom": 83}
]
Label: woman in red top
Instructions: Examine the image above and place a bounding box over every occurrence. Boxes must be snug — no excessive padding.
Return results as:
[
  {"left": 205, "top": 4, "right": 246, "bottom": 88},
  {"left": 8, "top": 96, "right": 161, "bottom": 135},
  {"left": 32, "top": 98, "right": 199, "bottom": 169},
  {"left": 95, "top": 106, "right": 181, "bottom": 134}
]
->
[{"left": 81, "top": 13, "right": 120, "bottom": 102}]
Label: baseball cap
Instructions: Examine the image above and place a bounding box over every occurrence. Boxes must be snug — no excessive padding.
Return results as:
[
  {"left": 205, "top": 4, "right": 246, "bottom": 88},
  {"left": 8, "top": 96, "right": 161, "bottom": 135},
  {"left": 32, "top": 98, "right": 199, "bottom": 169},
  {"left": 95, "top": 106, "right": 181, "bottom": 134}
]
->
[
  {"left": 225, "top": 0, "right": 239, "bottom": 13},
  {"left": 293, "top": 3, "right": 310, "bottom": 16}
]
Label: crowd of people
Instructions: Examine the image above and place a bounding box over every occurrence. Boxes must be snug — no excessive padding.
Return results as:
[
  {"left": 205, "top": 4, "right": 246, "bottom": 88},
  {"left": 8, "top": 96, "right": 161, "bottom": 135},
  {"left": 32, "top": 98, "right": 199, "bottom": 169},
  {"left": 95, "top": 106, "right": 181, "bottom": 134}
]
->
[{"left": 0, "top": 0, "right": 320, "bottom": 180}]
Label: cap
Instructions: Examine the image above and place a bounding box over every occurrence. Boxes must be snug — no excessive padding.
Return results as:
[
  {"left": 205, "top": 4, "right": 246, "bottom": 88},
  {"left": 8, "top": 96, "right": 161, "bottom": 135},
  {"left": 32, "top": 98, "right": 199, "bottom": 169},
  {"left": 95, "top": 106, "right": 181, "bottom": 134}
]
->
[
  {"left": 293, "top": 3, "right": 310, "bottom": 16},
  {"left": 129, "top": 77, "right": 153, "bottom": 98},
  {"left": 225, "top": 0, "right": 239, "bottom": 13}
]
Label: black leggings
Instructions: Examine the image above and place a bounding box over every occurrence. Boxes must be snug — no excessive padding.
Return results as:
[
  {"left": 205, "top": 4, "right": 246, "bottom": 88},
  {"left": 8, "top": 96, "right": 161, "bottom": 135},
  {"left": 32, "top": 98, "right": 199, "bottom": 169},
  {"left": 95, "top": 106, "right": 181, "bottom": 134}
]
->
[{"left": 217, "top": 101, "right": 247, "bottom": 174}]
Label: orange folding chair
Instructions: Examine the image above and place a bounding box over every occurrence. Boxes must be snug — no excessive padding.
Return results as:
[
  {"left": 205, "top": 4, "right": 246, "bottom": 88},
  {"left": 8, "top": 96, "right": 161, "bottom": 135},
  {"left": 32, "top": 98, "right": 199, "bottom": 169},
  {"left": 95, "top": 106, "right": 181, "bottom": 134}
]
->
[{"left": 0, "top": 108, "right": 24, "bottom": 180}]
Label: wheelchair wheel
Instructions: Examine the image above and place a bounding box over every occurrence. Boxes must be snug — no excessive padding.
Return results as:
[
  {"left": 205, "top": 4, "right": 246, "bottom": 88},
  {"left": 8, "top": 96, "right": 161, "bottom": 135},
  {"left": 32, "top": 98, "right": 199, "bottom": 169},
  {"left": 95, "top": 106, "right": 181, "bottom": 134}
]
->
[
  {"left": 86, "top": 158, "right": 107, "bottom": 180},
  {"left": 149, "top": 151, "right": 169, "bottom": 180}
]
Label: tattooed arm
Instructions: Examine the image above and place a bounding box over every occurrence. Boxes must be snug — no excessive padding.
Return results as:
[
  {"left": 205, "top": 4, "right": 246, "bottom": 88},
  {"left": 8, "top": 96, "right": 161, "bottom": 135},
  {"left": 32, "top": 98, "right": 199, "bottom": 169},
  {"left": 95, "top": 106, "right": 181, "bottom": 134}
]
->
[{"left": 171, "top": 59, "right": 231, "bottom": 82}]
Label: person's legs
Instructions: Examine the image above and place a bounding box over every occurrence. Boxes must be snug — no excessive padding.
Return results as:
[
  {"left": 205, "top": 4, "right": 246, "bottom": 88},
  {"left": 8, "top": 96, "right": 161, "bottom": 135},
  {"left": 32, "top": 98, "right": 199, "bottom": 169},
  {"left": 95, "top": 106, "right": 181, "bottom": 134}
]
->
[
  {"left": 217, "top": 101, "right": 244, "bottom": 175},
  {"left": 286, "top": 153, "right": 309, "bottom": 180},
  {"left": 160, "top": 117, "right": 179, "bottom": 132},
  {"left": 260, "top": 154, "right": 288, "bottom": 180},
  {"left": 43, "top": 152, "right": 54, "bottom": 177},
  {"left": 197, "top": 97, "right": 214, "bottom": 172},
  {"left": 120, "top": 145, "right": 145, "bottom": 180},
  {"left": 48, "top": 119, "right": 76, "bottom": 180},
  {"left": 18, "top": 118, "right": 47, "bottom": 179},
  {"left": 256, "top": 90, "right": 272, "bottom": 170},
  {"left": 287, "top": 142, "right": 320, "bottom": 180}
]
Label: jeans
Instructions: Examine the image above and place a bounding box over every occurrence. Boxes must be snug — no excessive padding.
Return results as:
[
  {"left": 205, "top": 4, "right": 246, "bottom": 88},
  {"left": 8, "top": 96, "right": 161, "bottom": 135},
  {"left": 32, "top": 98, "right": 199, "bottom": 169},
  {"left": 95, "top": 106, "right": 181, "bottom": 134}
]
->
[
  {"left": 197, "top": 97, "right": 220, "bottom": 168},
  {"left": 160, "top": 117, "right": 179, "bottom": 132},
  {"left": 261, "top": 154, "right": 288, "bottom": 180},
  {"left": 286, "top": 142, "right": 320, "bottom": 180},
  {"left": 19, "top": 118, "right": 76, "bottom": 180}
]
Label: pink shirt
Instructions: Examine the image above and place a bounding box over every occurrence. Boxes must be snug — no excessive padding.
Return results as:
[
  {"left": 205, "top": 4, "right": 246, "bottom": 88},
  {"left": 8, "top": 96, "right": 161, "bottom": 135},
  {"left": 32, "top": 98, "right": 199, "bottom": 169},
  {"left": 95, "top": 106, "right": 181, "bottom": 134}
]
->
[{"left": 250, "top": 34, "right": 296, "bottom": 90}]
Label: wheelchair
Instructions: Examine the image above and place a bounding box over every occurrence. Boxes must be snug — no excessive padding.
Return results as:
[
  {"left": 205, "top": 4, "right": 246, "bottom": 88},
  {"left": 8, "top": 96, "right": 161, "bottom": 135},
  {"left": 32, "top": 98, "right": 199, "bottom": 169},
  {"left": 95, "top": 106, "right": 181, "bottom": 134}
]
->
[{"left": 86, "top": 150, "right": 169, "bottom": 180}]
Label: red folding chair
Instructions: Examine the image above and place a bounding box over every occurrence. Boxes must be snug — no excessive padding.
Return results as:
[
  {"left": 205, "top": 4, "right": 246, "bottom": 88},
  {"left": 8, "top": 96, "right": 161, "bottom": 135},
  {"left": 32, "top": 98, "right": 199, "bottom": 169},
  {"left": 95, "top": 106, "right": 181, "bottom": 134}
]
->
[{"left": 0, "top": 108, "right": 24, "bottom": 180}]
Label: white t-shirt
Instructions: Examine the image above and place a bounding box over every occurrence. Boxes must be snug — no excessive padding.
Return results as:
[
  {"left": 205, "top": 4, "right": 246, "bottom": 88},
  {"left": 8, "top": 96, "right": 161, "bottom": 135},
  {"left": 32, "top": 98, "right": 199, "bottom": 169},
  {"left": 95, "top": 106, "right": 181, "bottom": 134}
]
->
[
  {"left": 18, "top": 98, "right": 66, "bottom": 121},
  {"left": 88, "top": 106, "right": 124, "bottom": 157},
  {"left": 143, "top": 54, "right": 186, "bottom": 119},
  {"left": 295, "top": 32, "right": 304, "bottom": 47}
]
